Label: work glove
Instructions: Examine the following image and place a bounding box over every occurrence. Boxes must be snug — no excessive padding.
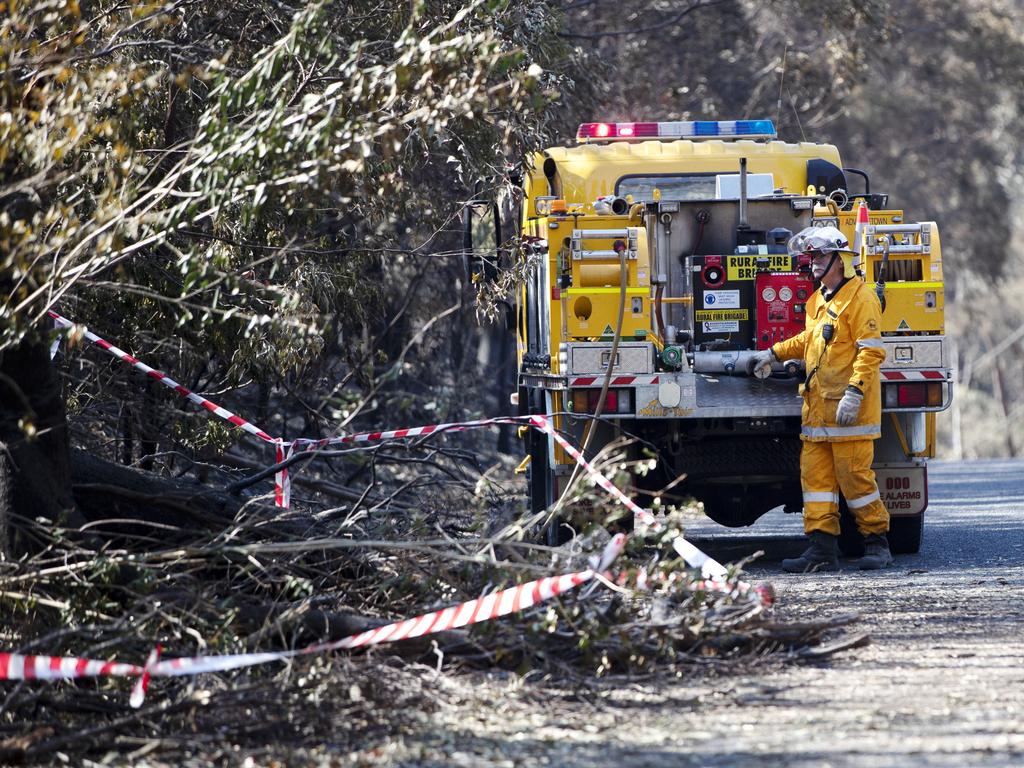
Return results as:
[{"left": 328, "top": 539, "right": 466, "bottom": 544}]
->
[
  {"left": 748, "top": 348, "right": 776, "bottom": 379},
  {"left": 836, "top": 386, "right": 864, "bottom": 426}
]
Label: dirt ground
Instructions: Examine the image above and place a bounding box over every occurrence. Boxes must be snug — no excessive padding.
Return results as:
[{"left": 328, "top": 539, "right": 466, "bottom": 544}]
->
[
  {"left": 365, "top": 569, "right": 1021, "bottom": 768},
  {"left": 338, "top": 459, "right": 1024, "bottom": 768}
]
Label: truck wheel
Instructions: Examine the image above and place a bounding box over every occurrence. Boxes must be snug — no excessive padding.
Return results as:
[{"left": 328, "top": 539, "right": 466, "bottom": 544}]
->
[
  {"left": 527, "top": 425, "right": 552, "bottom": 514},
  {"left": 525, "top": 414, "right": 573, "bottom": 546},
  {"left": 888, "top": 514, "right": 923, "bottom": 554},
  {"left": 839, "top": 505, "right": 924, "bottom": 555}
]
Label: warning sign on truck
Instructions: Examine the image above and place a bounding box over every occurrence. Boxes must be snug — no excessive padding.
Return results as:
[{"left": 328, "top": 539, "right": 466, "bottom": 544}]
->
[
  {"left": 874, "top": 466, "right": 928, "bottom": 516},
  {"left": 727, "top": 255, "right": 793, "bottom": 281},
  {"left": 695, "top": 309, "right": 748, "bottom": 322},
  {"left": 702, "top": 321, "right": 739, "bottom": 333}
]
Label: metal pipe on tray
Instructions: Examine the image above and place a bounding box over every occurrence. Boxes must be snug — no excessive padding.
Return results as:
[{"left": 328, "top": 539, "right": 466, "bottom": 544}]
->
[{"left": 692, "top": 350, "right": 803, "bottom": 377}]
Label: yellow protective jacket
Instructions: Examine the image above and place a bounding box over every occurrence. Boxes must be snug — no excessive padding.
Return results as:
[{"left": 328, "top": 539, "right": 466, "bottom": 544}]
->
[{"left": 772, "top": 277, "right": 885, "bottom": 442}]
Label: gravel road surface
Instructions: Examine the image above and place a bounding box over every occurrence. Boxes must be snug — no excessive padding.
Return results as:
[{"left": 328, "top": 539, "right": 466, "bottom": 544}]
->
[{"left": 383, "top": 459, "right": 1024, "bottom": 767}]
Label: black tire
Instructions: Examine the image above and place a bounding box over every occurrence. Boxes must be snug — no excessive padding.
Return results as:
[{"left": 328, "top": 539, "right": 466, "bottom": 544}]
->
[
  {"left": 840, "top": 503, "right": 923, "bottom": 556},
  {"left": 527, "top": 425, "right": 550, "bottom": 514},
  {"left": 888, "top": 514, "right": 923, "bottom": 554},
  {"left": 524, "top": 394, "right": 573, "bottom": 546}
]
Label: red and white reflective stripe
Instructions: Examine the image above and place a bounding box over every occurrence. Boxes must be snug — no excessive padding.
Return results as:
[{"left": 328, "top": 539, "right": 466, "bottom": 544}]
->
[
  {"left": 49, "top": 312, "right": 275, "bottom": 443},
  {"left": 569, "top": 375, "right": 661, "bottom": 387},
  {"left": 881, "top": 370, "right": 947, "bottom": 381}
]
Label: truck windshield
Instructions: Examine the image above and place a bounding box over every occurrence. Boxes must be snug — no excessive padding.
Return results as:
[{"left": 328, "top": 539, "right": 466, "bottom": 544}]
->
[
  {"left": 617, "top": 175, "right": 715, "bottom": 202},
  {"left": 617, "top": 173, "right": 775, "bottom": 202}
]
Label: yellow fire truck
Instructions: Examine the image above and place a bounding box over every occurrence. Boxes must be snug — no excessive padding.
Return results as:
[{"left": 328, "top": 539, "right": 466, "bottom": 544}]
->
[{"left": 480, "top": 119, "right": 951, "bottom": 553}]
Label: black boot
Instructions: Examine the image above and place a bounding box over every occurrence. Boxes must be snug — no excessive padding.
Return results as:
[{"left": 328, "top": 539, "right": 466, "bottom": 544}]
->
[
  {"left": 856, "top": 533, "right": 893, "bottom": 570},
  {"left": 782, "top": 531, "right": 840, "bottom": 573}
]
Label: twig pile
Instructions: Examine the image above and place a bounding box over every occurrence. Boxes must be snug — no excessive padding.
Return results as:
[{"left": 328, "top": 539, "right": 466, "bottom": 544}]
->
[{"left": 1, "top": 447, "right": 860, "bottom": 764}]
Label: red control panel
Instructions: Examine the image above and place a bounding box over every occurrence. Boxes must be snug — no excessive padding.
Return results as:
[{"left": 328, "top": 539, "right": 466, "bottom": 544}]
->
[{"left": 754, "top": 271, "right": 814, "bottom": 349}]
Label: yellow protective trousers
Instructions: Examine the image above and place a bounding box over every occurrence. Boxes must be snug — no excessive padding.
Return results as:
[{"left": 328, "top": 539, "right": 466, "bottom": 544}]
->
[{"left": 799, "top": 439, "right": 889, "bottom": 536}]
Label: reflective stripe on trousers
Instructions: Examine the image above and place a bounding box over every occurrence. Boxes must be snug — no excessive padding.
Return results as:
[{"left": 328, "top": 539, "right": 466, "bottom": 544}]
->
[{"left": 800, "top": 439, "right": 889, "bottom": 536}]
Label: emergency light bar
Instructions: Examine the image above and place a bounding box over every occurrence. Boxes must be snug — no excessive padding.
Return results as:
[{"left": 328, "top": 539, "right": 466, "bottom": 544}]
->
[{"left": 577, "top": 119, "right": 776, "bottom": 142}]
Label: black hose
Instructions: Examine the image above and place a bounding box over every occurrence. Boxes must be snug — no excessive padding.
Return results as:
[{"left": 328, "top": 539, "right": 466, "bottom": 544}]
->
[{"left": 875, "top": 238, "right": 889, "bottom": 313}]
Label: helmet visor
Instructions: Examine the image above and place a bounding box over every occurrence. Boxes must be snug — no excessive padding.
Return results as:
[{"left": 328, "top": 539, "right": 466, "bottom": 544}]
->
[{"left": 787, "top": 226, "right": 851, "bottom": 257}]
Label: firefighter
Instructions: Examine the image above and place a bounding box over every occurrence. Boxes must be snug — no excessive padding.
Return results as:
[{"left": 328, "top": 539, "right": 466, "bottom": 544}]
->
[{"left": 750, "top": 226, "right": 892, "bottom": 571}]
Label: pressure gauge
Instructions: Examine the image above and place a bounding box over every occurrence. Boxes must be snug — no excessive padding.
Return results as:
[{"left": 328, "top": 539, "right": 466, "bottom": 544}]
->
[
  {"left": 779, "top": 286, "right": 793, "bottom": 302},
  {"left": 761, "top": 287, "right": 777, "bottom": 302}
]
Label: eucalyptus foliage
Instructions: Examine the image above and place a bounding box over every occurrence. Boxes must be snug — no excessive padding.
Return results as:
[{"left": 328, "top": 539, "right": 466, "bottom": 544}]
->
[{"left": 1, "top": 0, "right": 579, "bottom": 385}]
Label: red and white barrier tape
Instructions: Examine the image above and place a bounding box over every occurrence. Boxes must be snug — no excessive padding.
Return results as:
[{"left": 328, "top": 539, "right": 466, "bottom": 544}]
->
[
  {"left": 26, "top": 312, "right": 771, "bottom": 705},
  {"left": 1, "top": 536, "right": 626, "bottom": 706},
  {"left": 0, "top": 528, "right": 768, "bottom": 709},
  {"left": 49, "top": 311, "right": 772, "bottom": 586},
  {"left": 526, "top": 414, "right": 774, "bottom": 605},
  {"left": 0, "top": 653, "right": 141, "bottom": 680},
  {"left": 47, "top": 310, "right": 768, "bottom": 587},
  {"left": 49, "top": 312, "right": 531, "bottom": 507},
  {"left": 49, "top": 312, "right": 275, "bottom": 443},
  {"left": 130, "top": 645, "right": 161, "bottom": 709},
  {"left": 51, "top": 311, "right": 526, "bottom": 450},
  {"left": 274, "top": 439, "right": 292, "bottom": 508}
]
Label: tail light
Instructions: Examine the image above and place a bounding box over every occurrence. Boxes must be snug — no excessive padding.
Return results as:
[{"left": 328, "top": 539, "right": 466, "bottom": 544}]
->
[
  {"left": 570, "top": 388, "right": 633, "bottom": 415},
  {"left": 883, "top": 382, "right": 943, "bottom": 408}
]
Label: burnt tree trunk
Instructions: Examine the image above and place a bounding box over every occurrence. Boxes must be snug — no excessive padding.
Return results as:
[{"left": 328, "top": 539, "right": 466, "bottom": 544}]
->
[
  {"left": 0, "top": 448, "right": 11, "bottom": 558},
  {"left": 0, "top": 337, "right": 83, "bottom": 554}
]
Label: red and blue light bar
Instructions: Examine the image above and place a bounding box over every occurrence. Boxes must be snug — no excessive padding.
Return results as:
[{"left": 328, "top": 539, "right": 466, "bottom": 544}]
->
[{"left": 577, "top": 119, "right": 777, "bottom": 142}]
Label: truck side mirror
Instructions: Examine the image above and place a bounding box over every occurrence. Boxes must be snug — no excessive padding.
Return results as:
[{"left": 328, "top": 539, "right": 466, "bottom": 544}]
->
[{"left": 462, "top": 199, "right": 502, "bottom": 284}]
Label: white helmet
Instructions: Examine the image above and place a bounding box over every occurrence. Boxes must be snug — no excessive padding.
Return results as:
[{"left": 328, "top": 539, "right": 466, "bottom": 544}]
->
[{"left": 788, "top": 225, "right": 856, "bottom": 278}]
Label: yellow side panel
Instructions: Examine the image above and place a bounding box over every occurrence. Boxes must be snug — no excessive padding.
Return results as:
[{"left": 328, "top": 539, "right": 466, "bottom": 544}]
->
[
  {"left": 548, "top": 215, "right": 653, "bottom": 341},
  {"left": 550, "top": 394, "right": 571, "bottom": 466},
  {"left": 863, "top": 220, "right": 944, "bottom": 334},
  {"left": 874, "top": 282, "right": 944, "bottom": 334},
  {"left": 564, "top": 288, "right": 651, "bottom": 339}
]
